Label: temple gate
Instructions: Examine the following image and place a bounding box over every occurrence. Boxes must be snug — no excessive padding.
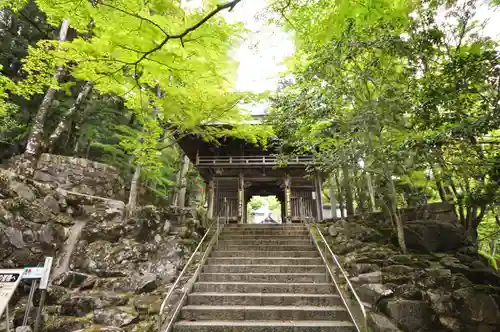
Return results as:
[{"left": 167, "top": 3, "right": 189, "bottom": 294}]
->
[{"left": 178, "top": 132, "right": 324, "bottom": 223}]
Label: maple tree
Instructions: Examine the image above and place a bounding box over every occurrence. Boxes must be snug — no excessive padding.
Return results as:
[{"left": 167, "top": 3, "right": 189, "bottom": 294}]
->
[
  {"left": 0, "top": 0, "right": 271, "bottom": 211},
  {"left": 269, "top": 0, "right": 500, "bottom": 253}
]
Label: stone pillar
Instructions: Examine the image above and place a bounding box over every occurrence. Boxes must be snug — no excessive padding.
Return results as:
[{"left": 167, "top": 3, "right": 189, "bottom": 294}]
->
[
  {"left": 238, "top": 172, "right": 245, "bottom": 223},
  {"left": 207, "top": 179, "right": 215, "bottom": 220},
  {"left": 315, "top": 171, "right": 324, "bottom": 222},
  {"left": 284, "top": 174, "right": 292, "bottom": 223}
]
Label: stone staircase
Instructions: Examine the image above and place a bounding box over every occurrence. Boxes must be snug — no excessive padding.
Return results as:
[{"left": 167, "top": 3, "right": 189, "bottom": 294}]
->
[{"left": 173, "top": 224, "right": 356, "bottom": 332}]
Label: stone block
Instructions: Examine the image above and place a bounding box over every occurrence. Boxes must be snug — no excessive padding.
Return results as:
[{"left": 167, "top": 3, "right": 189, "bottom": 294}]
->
[
  {"left": 383, "top": 299, "right": 434, "bottom": 331},
  {"left": 367, "top": 312, "right": 402, "bottom": 332}
]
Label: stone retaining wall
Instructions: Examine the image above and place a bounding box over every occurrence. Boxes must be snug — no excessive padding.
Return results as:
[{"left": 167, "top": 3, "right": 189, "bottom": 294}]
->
[
  {"left": 32, "top": 154, "right": 125, "bottom": 200},
  {"left": 323, "top": 202, "right": 500, "bottom": 332},
  {"left": 338, "top": 202, "right": 458, "bottom": 225}
]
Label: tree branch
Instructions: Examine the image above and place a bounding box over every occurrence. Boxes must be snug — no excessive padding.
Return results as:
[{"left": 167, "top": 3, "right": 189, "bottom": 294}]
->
[
  {"left": 131, "top": 0, "right": 243, "bottom": 66},
  {"left": 18, "top": 10, "right": 49, "bottom": 38},
  {"left": 99, "top": 2, "right": 168, "bottom": 35},
  {"left": 276, "top": 0, "right": 295, "bottom": 29},
  {"left": 98, "top": 0, "right": 243, "bottom": 86}
]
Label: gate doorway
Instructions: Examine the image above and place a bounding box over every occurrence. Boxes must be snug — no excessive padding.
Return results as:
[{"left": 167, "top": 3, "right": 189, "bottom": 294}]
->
[{"left": 247, "top": 195, "right": 282, "bottom": 224}]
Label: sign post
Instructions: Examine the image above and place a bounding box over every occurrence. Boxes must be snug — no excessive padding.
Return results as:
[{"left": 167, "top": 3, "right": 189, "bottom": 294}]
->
[
  {"left": 0, "top": 269, "right": 24, "bottom": 330},
  {"left": 34, "top": 257, "right": 53, "bottom": 332}
]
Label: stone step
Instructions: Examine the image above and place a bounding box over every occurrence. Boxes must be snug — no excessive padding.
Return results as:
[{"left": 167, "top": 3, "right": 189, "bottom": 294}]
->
[
  {"left": 174, "top": 320, "right": 356, "bottom": 332},
  {"left": 220, "top": 234, "right": 310, "bottom": 239},
  {"left": 207, "top": 257, "right": 323, "bottom": 266},
  {"left": 203, "top": 264, "right": 326, "bottom": 274},
  {"left": 222, "top": 230, "right": 309, "bottom": 236},
  {"left": 210, "top": 250, "right": 318, "bottom": 258},
  {"left": 194, "top": 282, "right": 335, "bottom": 294},
  {"left": 218, "top": 239, "right": 311, "bottom": 245},
  {"left": 199, "top": 273, "right": 329, "bottom": 283},
  {"left": 220, "top": 230, "right": 307, "bottom": 234},
  {"left": 218, "top": 245, "right": 314, "bottom": 251},
  {"left": 219, "top": 236, "right": 311, "bottom": 242},
  {"left": 188, "top": 292, "right": 343, "bottom": 306},
  {"left": 223, "top": 224, "right": 305, "bottom": 228},
  {"left": 180, "top": 305, "right": 350, "bottom": 321}
]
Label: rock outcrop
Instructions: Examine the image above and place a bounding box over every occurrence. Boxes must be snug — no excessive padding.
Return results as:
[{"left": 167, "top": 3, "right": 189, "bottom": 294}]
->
[
  {"left": 0, "top": 155, "right": 203, "bottom": 332},
  {"left": 324, "top": 203, "right": 500, "bottom": 332},
  {"left": 7, "top": 153, "right": 126, "bottom": 200}
]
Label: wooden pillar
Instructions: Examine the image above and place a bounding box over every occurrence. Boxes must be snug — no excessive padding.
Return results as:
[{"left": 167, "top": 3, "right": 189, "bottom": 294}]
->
[
  {"left": 284, "top": 174, "right": 292, "bottom": 223},
  {"left": 329, "top": 174, "right": 338, "bottom": 218},
  {"left": 315, "top": 171, "right": 324, "bottom": 222},
  {"left": 238, "top": 172, "right": 245, "bottom": 224},
  {"left": 207, "top": 179, "right": 215, "bottom": 220},
  {"left": 280, "top": 200, "right": 286, "bottom": 224}
]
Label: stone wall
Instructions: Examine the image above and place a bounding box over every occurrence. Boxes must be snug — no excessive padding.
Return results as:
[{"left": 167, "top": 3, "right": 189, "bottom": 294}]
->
[
  {"left": 323, "top": 203, "right": 500, "bottom": 332},
  {"left": 340, "top": 202, "right": 458, "bottom": 225},
  {"left": 399, "top": 202, "right": 458, "bottom": 223},
  {"left": 32, "top": 154, "right": 125, "bottom": 200},
  {"left": 0, "top": 164, "right": 203, "bottom": 332}
]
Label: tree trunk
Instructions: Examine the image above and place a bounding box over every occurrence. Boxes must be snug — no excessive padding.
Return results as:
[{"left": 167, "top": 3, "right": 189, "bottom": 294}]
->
[
  {"left": 387, "top": 175, "right": 407, "bottom": 253},
  {"left": 356, "top": 179, "right": 365, "bottom": 212},
  {"left": 126, "top": 163, "right": 141, "bottom": 217},
  {"left": 356, "top": 171, "right": 370, "bottom": 213},
  {"left": 342, "top": 164, "right": 355, "bottom": 216},
  {"left": 366, "top": 172, "right": 376, "bottom": 212},
  {"left": 171, "top": 158, "right": 183, "bottom": 206},
  {"left": 435, "top": 179, "right": 448, "bottom": 202},
  {"left": 328, "top": 174, "right": 338, "bottom": 218},
  {"left": 48, "top": 81, "right": 93, "bottom": 151},
  {"left": 176, "top": 154, "right": 190, "bottom": 208},
  {"left": 19, "top": 20, "right": 70, "bottom": 176},
  {"left": 335, "top": 172, "right": 345, "bottom": 218}
]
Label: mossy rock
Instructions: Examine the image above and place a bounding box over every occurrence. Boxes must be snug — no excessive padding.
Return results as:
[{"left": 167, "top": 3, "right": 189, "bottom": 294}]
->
[
  {"left": 127, "top": 320, "right": 155, "bottom": 332},
  {"left": 133, "top": 295, "right": 162, "bottom": 315},
  {"left": 43, "top": 315, "right": 93, "bottom": 332}
]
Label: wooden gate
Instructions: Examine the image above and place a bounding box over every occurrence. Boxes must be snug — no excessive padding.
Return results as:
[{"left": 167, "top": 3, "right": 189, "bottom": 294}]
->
[
  {"left": 214, "top": 190, "right": 239, "bottom": 223},
  {"left": 291, "top": 190, "right": 315, "bottom": 222}
]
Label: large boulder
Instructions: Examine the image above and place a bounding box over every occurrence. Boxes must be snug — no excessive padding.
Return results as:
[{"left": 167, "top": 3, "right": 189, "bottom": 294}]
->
[
  {"left": 91, "top": 307, "right": 139, "bottom": 327},
  {"left": 33, "top": 154, "right": 125, "bottom": 200},
  {"left": 454, "top": 289, "right": 500, "bottom": 325},
  {"left": 133, "top": 294, "right": 163, "bottom": 315},
  {"left": 426, "top": 290, "right": 455, "bottom": 316},
  {"left": 403, "top": 220, "right": 466, "bottom": 252},
  {"left": 44, "top": 316, "right": 92, "bottom": 332},
  {"left": 382, "top": 299, "right": 435, "bottom": 331},
  {"left": 10, "top": 181, "right": 36, "bottom": 201},
  {"left": 52, "top": 271, "right": 96, "bottom": 289},
  {"left": 74, "top": 328, "right": 123, "bottom": 332},
  {"left": 94, "top": 273, "right": 158, "bottom": 294},
  {"left": 355, "top": 283, "right": 394, "bottom": 306},
  {"left": 367, "top": 312, "right": 403, "bottom": 332},
  {"left": 60, "top": 291, "right": 130, "bottom": 316},
  {"left": 350, "top": 271, "right": 383, "bottom": 284}
]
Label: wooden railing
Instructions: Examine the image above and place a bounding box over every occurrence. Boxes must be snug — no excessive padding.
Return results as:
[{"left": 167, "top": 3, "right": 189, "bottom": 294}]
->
[{"left": 196, "top": 155, "right": 314, "bottom": 166}]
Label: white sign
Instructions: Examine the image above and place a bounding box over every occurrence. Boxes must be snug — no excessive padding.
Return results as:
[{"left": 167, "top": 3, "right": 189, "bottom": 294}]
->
[
  {"left": 22, "top": 267, "right": 45, "bottom": 280},
  {"left": 39, "top": 257, "right": 53, "bottom": 290},
  {"left": 0, "top": 269, "right": 24, "bottom": 317}
]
